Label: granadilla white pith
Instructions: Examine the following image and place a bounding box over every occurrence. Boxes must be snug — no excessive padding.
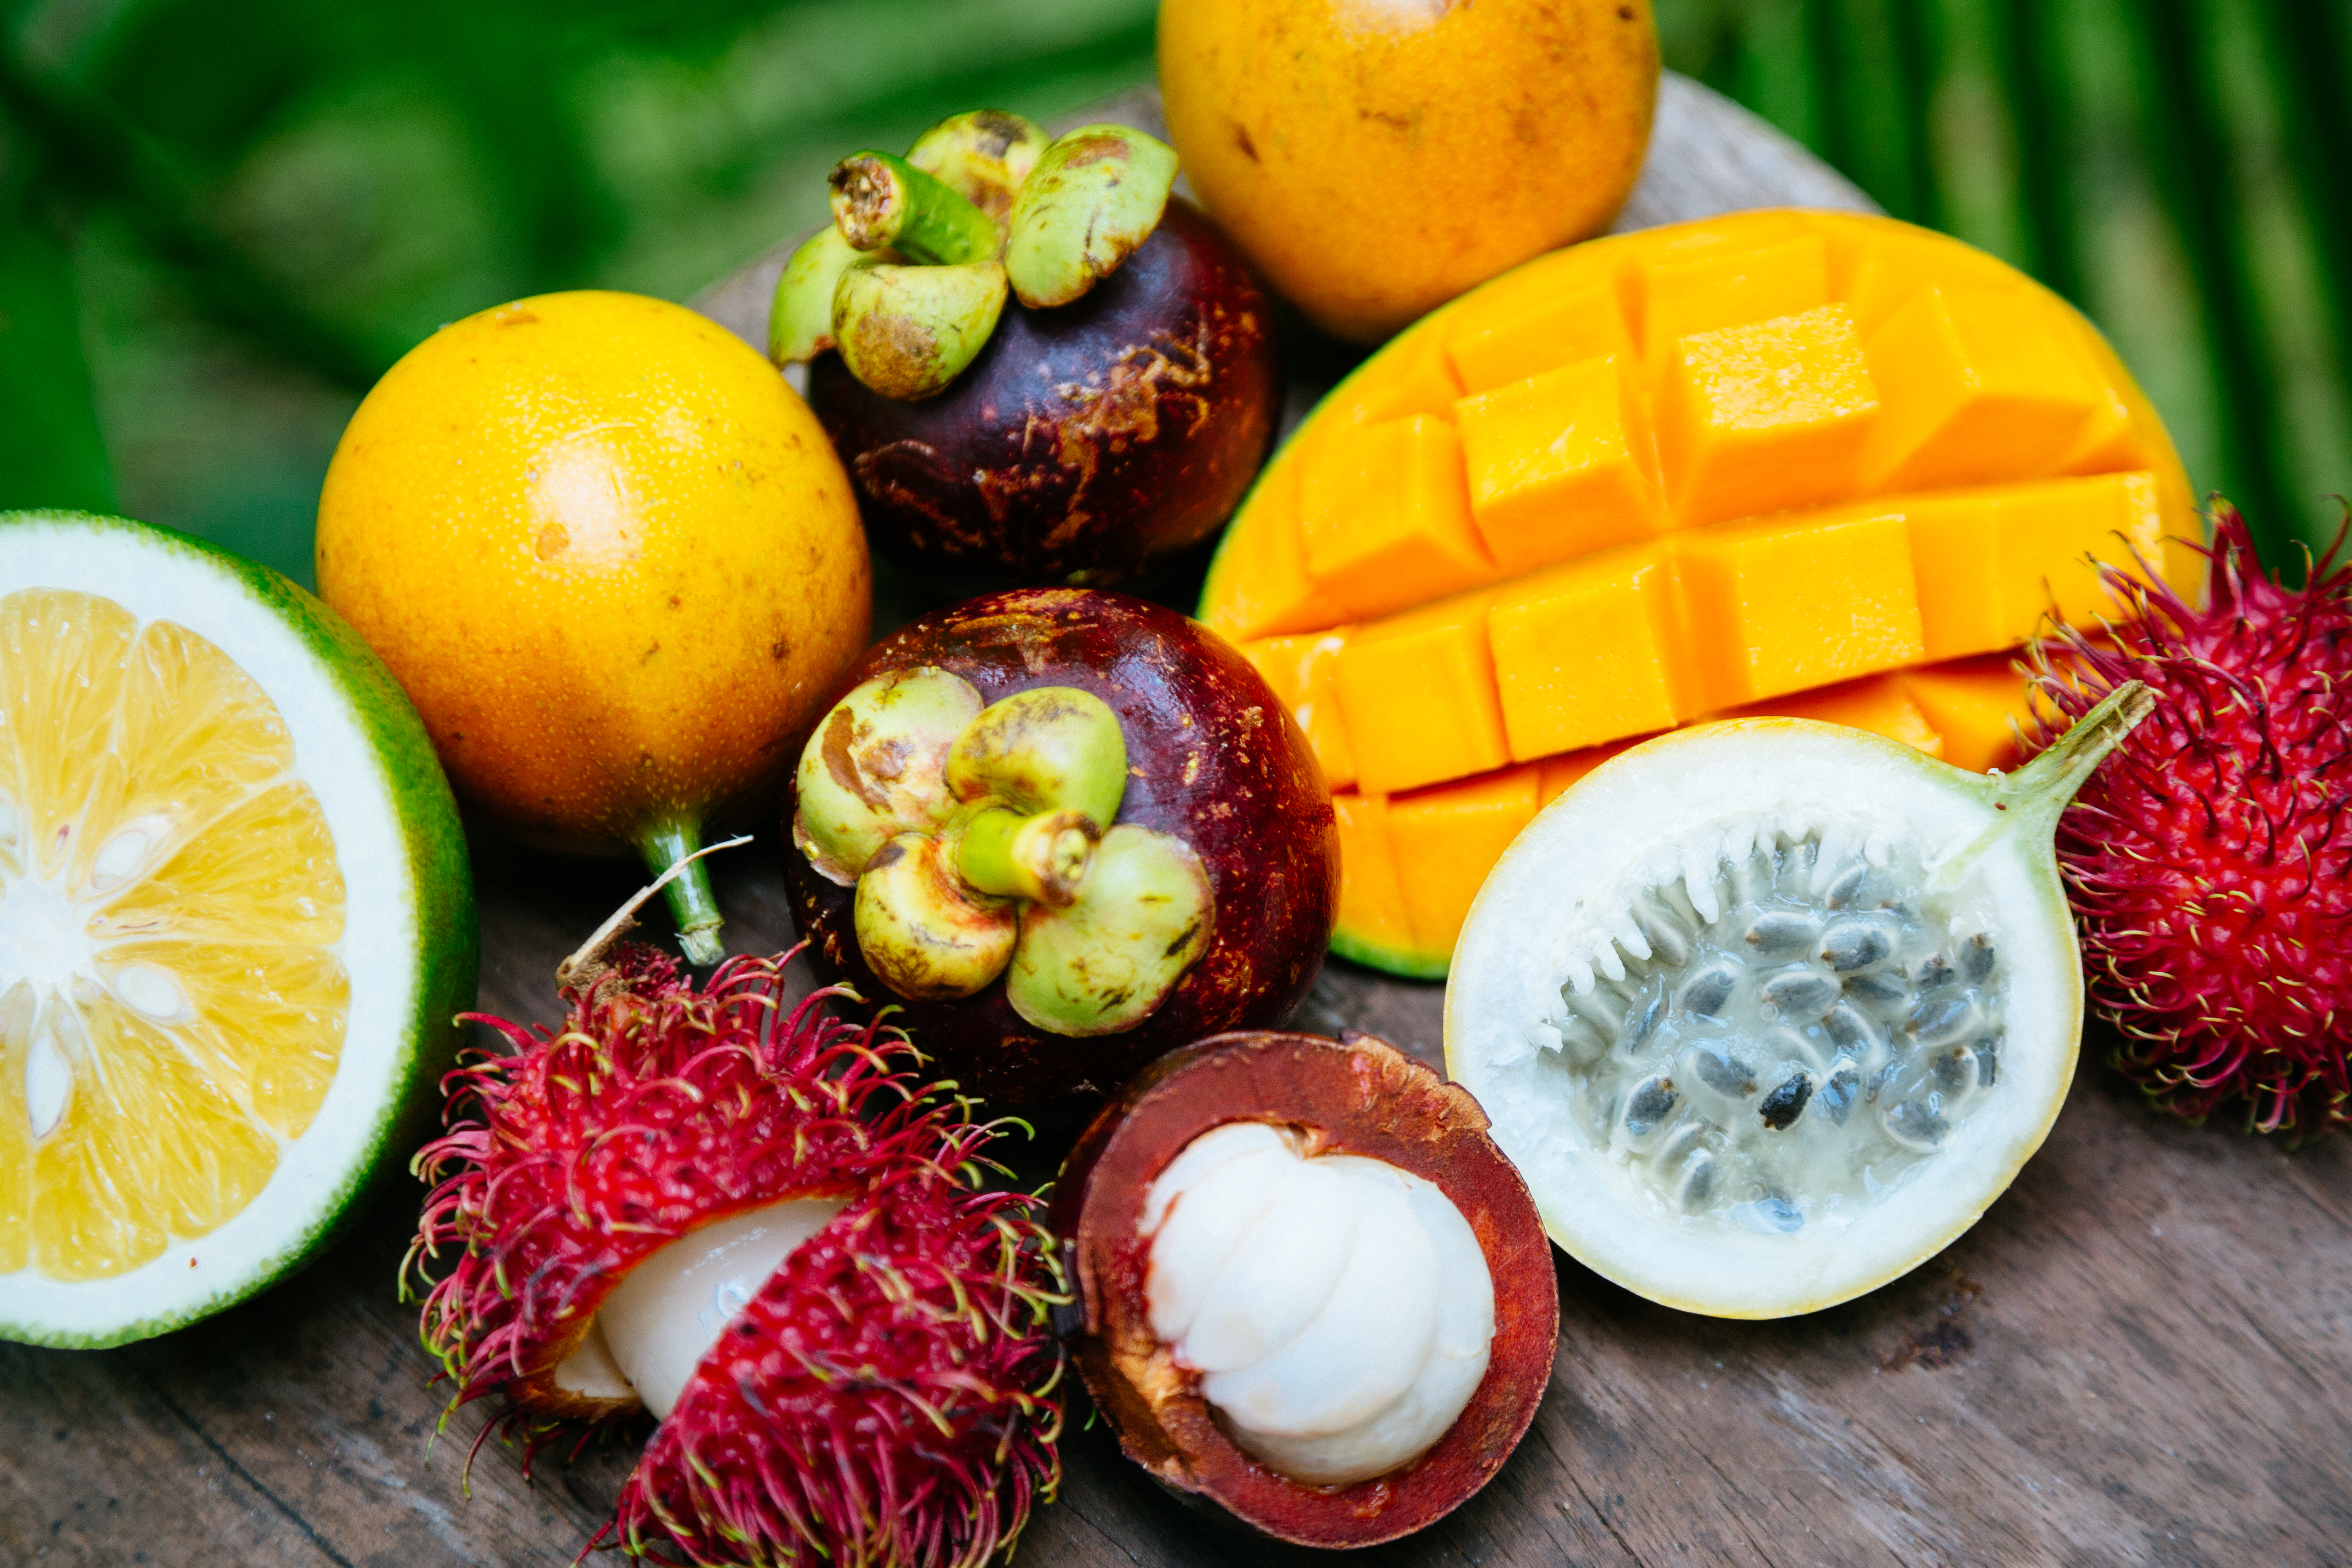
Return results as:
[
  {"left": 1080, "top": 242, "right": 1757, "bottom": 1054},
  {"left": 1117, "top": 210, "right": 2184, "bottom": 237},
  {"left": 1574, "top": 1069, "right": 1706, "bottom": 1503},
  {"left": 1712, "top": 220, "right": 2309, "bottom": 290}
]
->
[{"left": 1447, "top": 687, "right": 2149, "bottom": 1316}]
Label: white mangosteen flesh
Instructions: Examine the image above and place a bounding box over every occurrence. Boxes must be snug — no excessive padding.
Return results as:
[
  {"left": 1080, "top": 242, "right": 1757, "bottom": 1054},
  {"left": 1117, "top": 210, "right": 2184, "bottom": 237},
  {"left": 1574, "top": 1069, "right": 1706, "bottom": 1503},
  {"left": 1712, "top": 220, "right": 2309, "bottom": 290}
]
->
[
  {"left": 552, "top": 1195, "right": 851, "bottom": 1418},
  {"left": 1140, "top": 1121, "right": 1495, "bottom": 1487}
]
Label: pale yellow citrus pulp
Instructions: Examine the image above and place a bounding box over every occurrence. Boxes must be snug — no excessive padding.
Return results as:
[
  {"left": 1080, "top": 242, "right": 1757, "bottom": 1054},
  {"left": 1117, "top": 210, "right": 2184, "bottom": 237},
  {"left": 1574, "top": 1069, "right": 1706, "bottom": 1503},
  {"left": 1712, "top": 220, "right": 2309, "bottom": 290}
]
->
[{"left": 0, "top": 589, "right": 349, "bottom": 1282}]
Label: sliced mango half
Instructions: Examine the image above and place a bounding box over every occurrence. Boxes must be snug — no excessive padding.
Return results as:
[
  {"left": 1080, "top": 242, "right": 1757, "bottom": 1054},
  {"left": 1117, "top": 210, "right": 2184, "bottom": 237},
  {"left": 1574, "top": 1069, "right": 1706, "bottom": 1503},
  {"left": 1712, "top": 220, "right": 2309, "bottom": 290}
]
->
[{"left": 1209, "top": 209, "right": 2196, "bottom": 978}]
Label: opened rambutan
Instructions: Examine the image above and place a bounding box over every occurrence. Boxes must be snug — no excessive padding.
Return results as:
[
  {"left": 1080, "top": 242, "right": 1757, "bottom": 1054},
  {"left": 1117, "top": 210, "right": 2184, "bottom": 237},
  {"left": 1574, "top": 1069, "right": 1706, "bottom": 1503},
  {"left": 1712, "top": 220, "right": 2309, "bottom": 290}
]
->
[
  {"left": 2032, "top": 500, "right": 2352, "bottom": 1140},
  {"left": 403, "top": 940, "right": 1066, "bottom": 1567}
]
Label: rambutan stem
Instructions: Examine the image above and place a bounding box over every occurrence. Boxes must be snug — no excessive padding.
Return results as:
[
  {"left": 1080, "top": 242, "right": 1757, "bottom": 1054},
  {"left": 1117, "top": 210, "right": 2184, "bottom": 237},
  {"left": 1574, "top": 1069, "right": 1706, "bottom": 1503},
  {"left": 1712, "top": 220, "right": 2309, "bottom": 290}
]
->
[{"left": 641, "top": 819, "right": 728, "bottom": 966}]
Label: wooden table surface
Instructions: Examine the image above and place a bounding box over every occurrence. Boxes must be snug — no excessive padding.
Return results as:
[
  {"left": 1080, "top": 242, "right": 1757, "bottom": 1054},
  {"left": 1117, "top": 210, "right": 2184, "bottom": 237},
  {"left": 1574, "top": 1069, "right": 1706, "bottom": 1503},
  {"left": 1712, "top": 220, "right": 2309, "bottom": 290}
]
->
[{"left": 9, "top": 75, "right": 2352, "bottom": 1568}]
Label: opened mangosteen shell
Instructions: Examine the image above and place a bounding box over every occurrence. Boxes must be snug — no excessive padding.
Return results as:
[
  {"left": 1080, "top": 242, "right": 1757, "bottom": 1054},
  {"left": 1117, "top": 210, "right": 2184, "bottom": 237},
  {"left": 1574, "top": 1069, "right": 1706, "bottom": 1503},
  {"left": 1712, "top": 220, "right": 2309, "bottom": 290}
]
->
[
  {"left": 809, "top": 199, "right": 1279, "bottom": 590},
  {"left": 781, "top": 590, "right": 1338, "bottom": 1124},
  {"left": 1051, "top": 1029, "right": 1559, "bottom": 1548}
]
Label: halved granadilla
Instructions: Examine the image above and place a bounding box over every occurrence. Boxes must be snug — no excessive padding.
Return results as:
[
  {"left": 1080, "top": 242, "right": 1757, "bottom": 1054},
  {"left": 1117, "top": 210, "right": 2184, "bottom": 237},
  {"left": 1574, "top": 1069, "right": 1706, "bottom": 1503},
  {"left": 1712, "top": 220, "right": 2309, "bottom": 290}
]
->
[{"left": 404, "top": 940, "right": 1065, "bottom": 1568}]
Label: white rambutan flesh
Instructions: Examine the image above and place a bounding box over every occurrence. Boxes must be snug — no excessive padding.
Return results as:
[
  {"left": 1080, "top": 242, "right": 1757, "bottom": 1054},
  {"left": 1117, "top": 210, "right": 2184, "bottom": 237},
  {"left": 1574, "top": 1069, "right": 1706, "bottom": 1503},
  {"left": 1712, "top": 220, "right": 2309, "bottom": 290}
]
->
[{"left": 552, "top": 1196, "right": 852, "bottom": 1419}]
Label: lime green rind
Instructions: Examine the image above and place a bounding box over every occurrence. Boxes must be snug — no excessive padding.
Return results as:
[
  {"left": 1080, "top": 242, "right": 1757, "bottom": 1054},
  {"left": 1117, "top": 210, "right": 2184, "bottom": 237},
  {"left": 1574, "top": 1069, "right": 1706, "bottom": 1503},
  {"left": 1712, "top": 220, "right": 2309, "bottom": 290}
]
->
[
  {"left": 1329, "top": 926, "right": 1450, "bottom": 982},
  {"left": 0, "top": 510, "right": 477, "bottom": 1350}
]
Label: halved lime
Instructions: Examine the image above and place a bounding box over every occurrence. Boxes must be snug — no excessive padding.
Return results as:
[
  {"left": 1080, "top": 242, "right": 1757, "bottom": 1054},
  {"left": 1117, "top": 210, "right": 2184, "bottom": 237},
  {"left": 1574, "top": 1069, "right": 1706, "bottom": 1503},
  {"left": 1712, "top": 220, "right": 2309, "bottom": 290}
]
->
[{"left": 0, "top": 511, "right": 474, "bottom": 1348}]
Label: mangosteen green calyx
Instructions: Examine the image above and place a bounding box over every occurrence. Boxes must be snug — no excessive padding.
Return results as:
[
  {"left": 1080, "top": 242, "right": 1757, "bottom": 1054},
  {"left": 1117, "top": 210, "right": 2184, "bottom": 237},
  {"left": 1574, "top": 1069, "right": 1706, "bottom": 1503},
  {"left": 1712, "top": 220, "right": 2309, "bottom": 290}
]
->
[
  {"left": 795, "top": 668, "right": 1214, "bottom": 1036},
  {"left": 783, "top": 590, "right": 1338, "bottom": 1121},
  {"left": 771, "top": 110, "right": 1280, "bottom": 589},
  {"left": 775, "top": 113, "right": 1177, "bottom": 394}
]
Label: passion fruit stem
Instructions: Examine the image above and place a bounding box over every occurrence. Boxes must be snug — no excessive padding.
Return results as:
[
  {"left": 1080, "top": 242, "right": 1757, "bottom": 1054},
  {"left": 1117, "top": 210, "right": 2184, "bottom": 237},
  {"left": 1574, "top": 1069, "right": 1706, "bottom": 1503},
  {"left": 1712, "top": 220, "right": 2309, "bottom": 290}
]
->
[
  {"left": 1004, "top": 125, "right": 1179, "bottom": 309},
  {"left": 640, "top": 820, "right": 729, "bottom": 966},
  {"left": 1993, "top": 679, "right": 2156, "bottom": 842},
  {"left": 957, "top": 804, "right": 1101, "bottom": 906},
  {"left": 559, "top": 832, "right": 755, "bottom": 991},
  {"left": 829, "top": 152, "right": 1000, "bottom": 266}
]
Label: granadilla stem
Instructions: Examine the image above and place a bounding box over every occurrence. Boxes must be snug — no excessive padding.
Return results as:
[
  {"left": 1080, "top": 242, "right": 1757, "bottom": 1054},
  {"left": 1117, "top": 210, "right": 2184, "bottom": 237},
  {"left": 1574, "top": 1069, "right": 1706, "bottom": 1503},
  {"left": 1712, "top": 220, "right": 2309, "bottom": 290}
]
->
[
  {"left": 829, "top": 151, "right": 1000, "bottom": 265},
  {"left": 639, "top": 819, "right": 727, "bottom": 965},
  {"left": 561, "top": 833, "right": 753, "bottom": 991},
  {"left": 1993, "top": 679, "right": 2156, "bottom": 844},
  {"left": 1926, "top": 680, "right": 2153, "bottom": 898},
  {"left": 1005, "top": 124, "right": 1180, "bottom": 308}
]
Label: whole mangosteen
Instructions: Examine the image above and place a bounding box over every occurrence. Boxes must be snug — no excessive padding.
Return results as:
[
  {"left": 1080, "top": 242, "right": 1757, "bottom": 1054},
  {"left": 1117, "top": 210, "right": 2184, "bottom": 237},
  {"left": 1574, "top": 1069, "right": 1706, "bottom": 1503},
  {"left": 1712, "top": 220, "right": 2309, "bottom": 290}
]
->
[
  {"left": 1053, "top": 1029, "right": 1559, "bottom": 1546},
  {"left": 771, "top": 111, "right": 1280, "bottom": 589},
  {"left": 782, "top": 589, "right": 1338, "bottom": 1123}
]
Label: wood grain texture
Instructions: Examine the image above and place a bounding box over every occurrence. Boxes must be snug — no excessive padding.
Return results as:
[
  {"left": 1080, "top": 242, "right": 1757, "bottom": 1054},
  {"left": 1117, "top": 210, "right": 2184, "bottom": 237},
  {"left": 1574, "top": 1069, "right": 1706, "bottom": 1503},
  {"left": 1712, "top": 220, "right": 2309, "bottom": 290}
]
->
[
  {"left": 9, "top": 842, "right": 2348, "bottom": 1567},
  {"left": 9, "top": 74, "right": 2350, "bottom": 1568}
]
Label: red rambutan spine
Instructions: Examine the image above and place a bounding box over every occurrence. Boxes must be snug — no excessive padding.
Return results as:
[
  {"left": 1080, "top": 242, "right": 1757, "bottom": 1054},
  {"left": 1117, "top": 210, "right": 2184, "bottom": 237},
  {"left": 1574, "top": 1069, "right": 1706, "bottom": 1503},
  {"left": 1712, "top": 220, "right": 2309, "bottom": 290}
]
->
[
  {"left": 2033, "top": 499, "right": 2352, "bottom": 1140},
  {"left": 401, "top": 944, "right": 1069, "bottom": 1566}
]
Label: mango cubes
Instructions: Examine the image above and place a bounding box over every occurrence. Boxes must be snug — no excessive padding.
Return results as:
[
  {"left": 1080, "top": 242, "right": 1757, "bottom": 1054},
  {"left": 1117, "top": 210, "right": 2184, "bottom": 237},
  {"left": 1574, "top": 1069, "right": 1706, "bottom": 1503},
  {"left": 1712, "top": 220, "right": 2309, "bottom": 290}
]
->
[{"left": 1203, "top": 210, "right": 2197, "bottom": 976}]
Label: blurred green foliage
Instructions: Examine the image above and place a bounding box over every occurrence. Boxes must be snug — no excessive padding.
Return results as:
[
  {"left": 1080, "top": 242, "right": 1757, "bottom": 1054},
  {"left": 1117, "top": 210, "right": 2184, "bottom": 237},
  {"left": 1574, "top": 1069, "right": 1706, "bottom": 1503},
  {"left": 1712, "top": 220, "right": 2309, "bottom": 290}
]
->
[
  {"left": 0, "top": 0, "right": 2345, "bottom": 586},
  {"left": 1664, "top": 0, "right": 2352, "bottom": 571},
  {"left": 0, "top": 0, "right": 1158, "bottom": 583},
  {"left": 0, "top": 182, "right": 113, "bottom": 511}
]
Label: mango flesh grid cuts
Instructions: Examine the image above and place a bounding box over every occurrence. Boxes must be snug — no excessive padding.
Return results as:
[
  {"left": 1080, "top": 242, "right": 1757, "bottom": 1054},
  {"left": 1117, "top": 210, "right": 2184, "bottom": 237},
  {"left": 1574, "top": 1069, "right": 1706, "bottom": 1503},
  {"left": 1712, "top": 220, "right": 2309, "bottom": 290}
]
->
[
  {"left": 1203, "top": 210, "right": 2196, "bottom": 977},
  {"left": 0, "top": 591, "right": 348, "bottom": 1281}
]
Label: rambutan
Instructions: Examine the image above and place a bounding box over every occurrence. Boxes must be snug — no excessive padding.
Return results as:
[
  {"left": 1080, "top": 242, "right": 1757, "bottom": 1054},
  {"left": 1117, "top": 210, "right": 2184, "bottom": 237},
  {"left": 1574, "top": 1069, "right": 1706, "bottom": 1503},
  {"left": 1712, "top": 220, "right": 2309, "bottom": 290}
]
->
[
  {"left": 2032, "top": 500, "right": 2352, "bottom": 1140},
  {"left": 403, "top": 941, "right": 1066, "bottom": 1567}
]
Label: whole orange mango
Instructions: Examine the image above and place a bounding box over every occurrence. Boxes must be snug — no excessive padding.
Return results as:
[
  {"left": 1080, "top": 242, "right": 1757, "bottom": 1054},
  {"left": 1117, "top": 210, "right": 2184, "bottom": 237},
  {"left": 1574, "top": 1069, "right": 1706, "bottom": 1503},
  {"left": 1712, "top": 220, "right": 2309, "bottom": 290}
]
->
[{"left": 1158, "top": 0, "right": 1658, "bottom": 343}]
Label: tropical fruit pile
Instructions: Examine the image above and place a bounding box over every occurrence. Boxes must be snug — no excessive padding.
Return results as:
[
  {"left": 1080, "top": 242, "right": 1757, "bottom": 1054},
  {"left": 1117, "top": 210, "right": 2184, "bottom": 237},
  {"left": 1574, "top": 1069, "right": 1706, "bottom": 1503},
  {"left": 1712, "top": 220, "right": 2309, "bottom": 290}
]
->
[
  {"left": 1202, "top": 208, "right": 2198, "bottom": 975},
  {"left": 23, "top": 0, "right": 2352, "bottom": 1553}
]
